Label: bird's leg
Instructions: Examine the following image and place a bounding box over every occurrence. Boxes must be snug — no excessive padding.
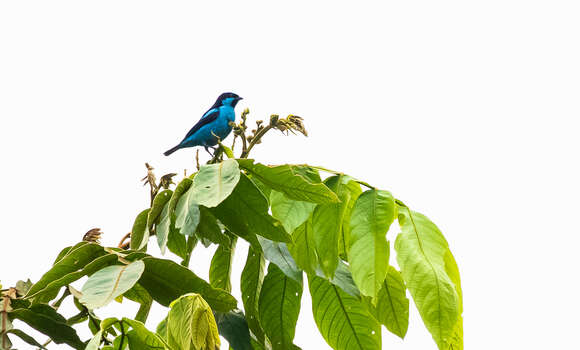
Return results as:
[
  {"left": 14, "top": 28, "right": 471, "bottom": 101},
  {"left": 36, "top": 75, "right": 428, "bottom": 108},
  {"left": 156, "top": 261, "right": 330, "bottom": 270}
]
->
[{"left": 204, "top": 146, "right": 215, "bottom": 156}]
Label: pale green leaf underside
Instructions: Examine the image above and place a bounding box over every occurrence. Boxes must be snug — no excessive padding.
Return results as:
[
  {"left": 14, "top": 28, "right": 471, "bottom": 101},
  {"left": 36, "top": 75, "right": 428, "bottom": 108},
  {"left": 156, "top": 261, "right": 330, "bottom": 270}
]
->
[
  {"left": 175, "top": 183, "right": 201, "bottom": 237},
  {"left": 190, "top": 159, "right": 240, "bottom": 208},
  {"left": 80, "top": 260, "right": 145, "bottom": 309}
]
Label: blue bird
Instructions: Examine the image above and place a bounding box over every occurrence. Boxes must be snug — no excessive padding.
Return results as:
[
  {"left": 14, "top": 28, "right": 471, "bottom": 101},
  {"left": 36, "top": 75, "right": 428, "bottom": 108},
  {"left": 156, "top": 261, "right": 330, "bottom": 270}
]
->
[{"left": 164, "top": 92, "right": 243, "bottom": 156}]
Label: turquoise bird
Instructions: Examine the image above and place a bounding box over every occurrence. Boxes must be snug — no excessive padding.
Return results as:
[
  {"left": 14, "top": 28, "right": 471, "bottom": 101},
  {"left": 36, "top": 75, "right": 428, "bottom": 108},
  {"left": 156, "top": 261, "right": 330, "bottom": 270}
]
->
[{"left": 164, "top": 92, "right": 243, "bottom": 156}]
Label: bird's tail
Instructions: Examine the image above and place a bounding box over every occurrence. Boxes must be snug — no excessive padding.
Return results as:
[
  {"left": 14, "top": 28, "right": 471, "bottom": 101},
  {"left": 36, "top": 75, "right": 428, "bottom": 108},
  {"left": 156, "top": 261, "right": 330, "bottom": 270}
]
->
[{"left": 163, "top": 145, "right": 181, "bottom": 156}]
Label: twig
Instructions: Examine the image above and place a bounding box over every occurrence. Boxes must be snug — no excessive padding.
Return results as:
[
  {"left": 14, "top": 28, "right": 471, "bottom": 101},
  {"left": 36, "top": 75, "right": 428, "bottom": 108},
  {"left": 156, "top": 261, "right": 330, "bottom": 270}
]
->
[
  {"left": 195, "top": 149, "right": 200, "bottom": 170},
  {"left": 117, "top": 232, "right": 131, "bottom": 249}
]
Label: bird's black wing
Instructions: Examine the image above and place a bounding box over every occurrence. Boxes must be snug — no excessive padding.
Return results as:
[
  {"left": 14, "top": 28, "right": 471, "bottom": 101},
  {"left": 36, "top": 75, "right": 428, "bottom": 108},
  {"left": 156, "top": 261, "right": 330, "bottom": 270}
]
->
[{"left": 182, "top": 108, "right": 220, "bottom": 141}]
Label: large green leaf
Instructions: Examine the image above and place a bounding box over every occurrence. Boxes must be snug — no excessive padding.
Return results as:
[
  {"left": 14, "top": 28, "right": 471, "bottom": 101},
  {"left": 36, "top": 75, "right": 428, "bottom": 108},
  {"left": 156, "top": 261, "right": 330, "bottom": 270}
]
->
[
  {"left": 309, "top": 275, "right": 381, "bottom": 350},
  {"left": 259, "top": 264, "right": 303, "bottom": 350},
  {"left": 26, "top": 242, "right": 107, "bottom": 301},
  {"left": 147, "top": 189, "right": 173, "bottom": 231},
  {"left": 240, "top": 246, "right": 266, "bottom": 343},
  {"left": 26, "top": 253, "right": 118, "bottom": 301},
  {"left": 80, "top": 260, "right": 145, "bottom": 309},
  {"left": 258, "top": 237, "right": 302, "bottom": 283},
  {"left": 237, "top": 159, "right": 339, "bottom": 204},
  {"left": 138, "top": 257, "right": 236, "bottom": 312},
  {"left": 270, "top": 190, "right": 316, "bottom": 234},
  {"left": 131, "top": 209, "right": 151, "bottom": 250},
  {"left": 215, "top": 310, "right": 252, "bottom": 350},
  {"left": 288, "top": 217, "right": 318, "bottom": 275},
  {"left": 211, "top": 174, "right": 290, "bottom": 243},
  {"left": 395, "top": 208, "right": 460, "bottom": 349},
  {"left": 175, "top": 185, "right": 201, "bottom": 237},
  {"left": 190, "top": 159, "right": 241, "bottom": 208},
  {"left": 312, "top": 175, "right": 351, "bottom": 278},
  {"left": 349, "top": 189, "right": 396, "bottom": 297},
  {"left": 10, "top": 304, "right": 85, "bottom": 349},
  {"left": 367, "top": 266, "right": 409, "bottom": 339},
  {"left": 209, "top": 235, "right": 237, "bottom": 292},
  {"left": 167, "top": 293, "right": 220, "bottom": 350}
]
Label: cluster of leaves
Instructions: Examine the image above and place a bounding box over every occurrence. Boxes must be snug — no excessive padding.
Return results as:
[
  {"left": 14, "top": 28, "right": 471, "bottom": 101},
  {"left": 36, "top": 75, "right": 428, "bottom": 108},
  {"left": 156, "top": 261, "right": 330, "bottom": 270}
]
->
[
  {"left": 1, "top": 156, "right": 462, "bottom": 350},
  {"left": 0, "top": 112, "right": 462, "bottom": 349}
]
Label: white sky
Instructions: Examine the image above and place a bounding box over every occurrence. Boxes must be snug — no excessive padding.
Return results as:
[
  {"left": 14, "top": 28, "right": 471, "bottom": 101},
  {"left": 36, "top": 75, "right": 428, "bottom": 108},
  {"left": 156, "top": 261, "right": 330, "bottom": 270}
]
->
[{"left": 1, "top": 1, "right": 579, "bottom": 349}]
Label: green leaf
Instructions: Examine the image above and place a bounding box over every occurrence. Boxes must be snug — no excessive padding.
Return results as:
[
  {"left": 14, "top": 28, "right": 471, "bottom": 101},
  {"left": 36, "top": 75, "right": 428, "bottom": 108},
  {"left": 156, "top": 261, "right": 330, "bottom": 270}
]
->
[
  {"left": 312, "top": 175, "right": 351, "bottom": 278},
  {"left": 270, "top": 190, "right": 316, "bottom": 234},
  {"left": 85, "top": 330, "right": 102, "bottom": 350},
  {"left": 196, "top": 206, "right": 230, "bottom": 246},
  {"left": 395, "top": 208, "right": 460, "bottom": 349},
  {"left": 338, "top": 181, "right": 362, "bottom": 259},
  {"left": 147, "top": 189, "right": 173, "bottom": 231},
  {"left": 138, "top": 257, "right": 237, "bottom": 312},
  {"left": 215, "top": 310, "right": 252, "bottom": 350},
  {"left": 444, "top": 250, "right": 463, "bottom": 349},
  {"left": 237, "top": 159, "right": 339, "bottom": 204},
  {"left": 240, "top": 246, "right": 266, "bottom": 344},
  {"left": 290, "top": 165, "right": 322, "bottom": 183},
  {"left": 167, "top": 225, "right": 193, "bottom": 260},
  {"left": 259, "top": 264, "right": 303, "bottom": 350},
  {"left": 366, "top": 266, "right": 409, "bottom": 339},
  {"left": 168, "top": 177, "right": 193, "bottom": 214},
  {"left": 349, "top": 189, "right": 396, "bottom": 297},
  {"left": 80, "top": 260, "right": 145, "bottom": 309},
  {"left": 190, "top": 159, "right": 241, "bottom": 208},
  {"left": 211, "top": 173, "right": 290, "bottom": 243},
  {"left": 27, "top": 253, "right": 118, "bottom": 301},
  {"left": 123, "top": 283, "right": 153, "bottom": 323},
  {"left": 26, "top": 242, "right": 107, "bottom": 300},
  {"left": 131, "top": 209, "right": 151, "bottom": 250},
  {"left": 6, "top": 329, "right": 46, "bottom": 349},
  {"left": 156, "top": 316, "right": 168, "bottom": 341},
  {"left": 258, "top": 237, "right": 302, "bottom": 283},
  {"left": 288, "top": 217, "right": 318, "bottom": 275},
  {"left": 122, "top": 318, "right": 167, "bottom": 350},
  {"left": 167, "top": 293, "right": 221, "bottom": 350},
  {"left": 175, "top": 185, "right": 201, "bottom": 237},
  {"left": 309, "top": 275, "right": 381, "bottom": 350},
  {"left": 209, "top": 235, "right": 237, "bottom": 292},
  {"left": 10, "top": 304, "right": 85, "bottom": 349},
  {"left": 156, "top": 201, "right": 173, "bottom": 254}
]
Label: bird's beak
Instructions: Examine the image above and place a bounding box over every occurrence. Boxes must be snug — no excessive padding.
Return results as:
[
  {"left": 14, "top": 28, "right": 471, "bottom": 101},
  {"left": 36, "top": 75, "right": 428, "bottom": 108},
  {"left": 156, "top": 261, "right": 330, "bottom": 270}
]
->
[{"left": 236, "top": 97, "right": 243, "bottom": 101}]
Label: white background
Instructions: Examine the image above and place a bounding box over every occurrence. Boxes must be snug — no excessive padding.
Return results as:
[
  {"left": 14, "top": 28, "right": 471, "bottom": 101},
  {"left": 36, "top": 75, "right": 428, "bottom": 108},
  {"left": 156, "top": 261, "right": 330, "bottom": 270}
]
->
[{"left": 1, "top": 1, "right": 579, "bottom": 349}]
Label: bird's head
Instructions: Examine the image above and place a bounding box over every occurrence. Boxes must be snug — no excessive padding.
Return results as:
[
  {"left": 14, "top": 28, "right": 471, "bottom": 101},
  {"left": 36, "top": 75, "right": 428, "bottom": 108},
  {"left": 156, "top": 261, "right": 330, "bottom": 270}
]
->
[{"left": 216, "top": 92, "right": 243, "bottom": 108}]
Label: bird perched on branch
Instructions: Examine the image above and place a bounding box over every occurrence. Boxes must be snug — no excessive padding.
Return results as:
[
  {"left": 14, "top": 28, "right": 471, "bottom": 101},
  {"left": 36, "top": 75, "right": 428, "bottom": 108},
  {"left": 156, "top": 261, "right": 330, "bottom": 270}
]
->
[{"left": 164, "top": 92, "right": 243, "bottom": 156}]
